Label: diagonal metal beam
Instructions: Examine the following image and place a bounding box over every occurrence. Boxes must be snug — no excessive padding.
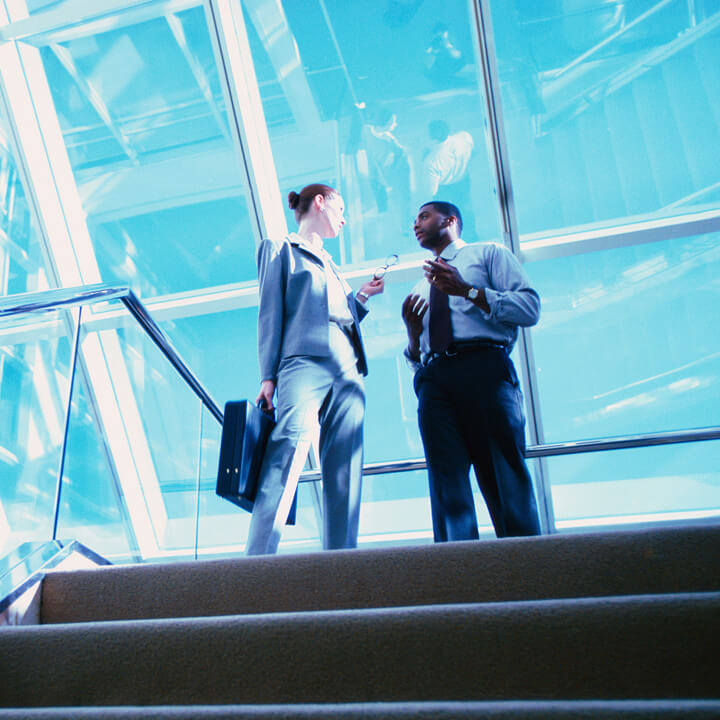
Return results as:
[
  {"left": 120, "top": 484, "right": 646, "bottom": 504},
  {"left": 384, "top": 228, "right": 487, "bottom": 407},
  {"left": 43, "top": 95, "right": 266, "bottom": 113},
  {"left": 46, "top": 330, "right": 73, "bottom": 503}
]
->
[
  {"left": 48, "top": 43, "right": 138, "bottom": 165},
  {"left": 543, "top": 10, "right": 720, "bottom": 126},
  {"left": 165, "top": 11, "right": 230, "bottom": 143}
]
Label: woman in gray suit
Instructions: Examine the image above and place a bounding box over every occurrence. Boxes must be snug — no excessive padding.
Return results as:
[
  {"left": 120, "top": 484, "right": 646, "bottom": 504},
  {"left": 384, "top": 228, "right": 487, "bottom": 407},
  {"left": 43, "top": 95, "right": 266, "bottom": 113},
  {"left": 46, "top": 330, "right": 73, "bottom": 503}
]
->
[{"left": 246, "top": 183, "right": 385, "bottom": 555}]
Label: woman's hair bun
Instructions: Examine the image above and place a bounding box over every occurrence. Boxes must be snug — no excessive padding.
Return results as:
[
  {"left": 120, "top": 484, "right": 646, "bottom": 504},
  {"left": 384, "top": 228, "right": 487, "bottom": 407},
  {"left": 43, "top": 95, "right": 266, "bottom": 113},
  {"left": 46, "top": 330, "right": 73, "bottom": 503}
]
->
[{"left": 288, "top": 191, "right": 300, "bottom": 210}]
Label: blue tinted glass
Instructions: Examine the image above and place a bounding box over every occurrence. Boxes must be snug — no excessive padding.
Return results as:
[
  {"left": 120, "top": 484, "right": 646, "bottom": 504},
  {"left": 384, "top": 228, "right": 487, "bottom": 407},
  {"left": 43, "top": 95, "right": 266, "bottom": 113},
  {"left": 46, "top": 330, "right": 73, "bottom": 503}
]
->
[
  {"left": 247, "top": 0, "right": 501, "bottom": 261},
  {"left": 57, "top": 363, "right": 134, "bottom": 561},
  {"left": 157, "top": 305, "right": 261, "bottom": 406},
  {"left": 528, "top": 233, "right": 720, "bottom": 442},
  {"left": 0, "top": 309, "right": 74, "bottom": 554},
  {"left": 544, "top": 441, "right": 720, "bottom": 528},
  {"left": 33, "top": 5, "right": 256, "bottom": 298},
  {"left": 489, "top": 0, "right": 720, "bottom": 235}
]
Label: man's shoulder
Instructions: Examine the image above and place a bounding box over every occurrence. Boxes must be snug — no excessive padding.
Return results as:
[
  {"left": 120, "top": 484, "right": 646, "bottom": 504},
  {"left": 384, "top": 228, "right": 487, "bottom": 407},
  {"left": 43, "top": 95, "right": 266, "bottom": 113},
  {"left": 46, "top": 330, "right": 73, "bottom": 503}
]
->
[
  {"left": 457, "top": 241, "right": 516, "bottom": 269},
  {"left": 458, "top": 240, "right": 502, "bottom": 256}
]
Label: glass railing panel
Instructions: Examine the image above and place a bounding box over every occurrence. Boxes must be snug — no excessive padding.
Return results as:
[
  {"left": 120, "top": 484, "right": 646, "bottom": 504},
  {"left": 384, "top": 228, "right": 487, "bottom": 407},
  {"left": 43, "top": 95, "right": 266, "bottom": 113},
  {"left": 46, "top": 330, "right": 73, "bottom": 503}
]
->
[
  {"left": 358, "top": 470, "right": 434, "bottom": 548},
  {"left": 528, "top": 231, "right": 720, "bottom": 444},
  {"left": 489, "top": 0, "right": 720, "bottom": 235},
  {"left": 0, "top": 307, "right": 75, "bottom": 556},
  {"left": 55, "top": 358, "right": 136, "bottom": 563},
  {"left": 358, "top": 469, "right": 496, "bottom": 548},
  {"left": 195, "top": 402, "right": 239, "bottom": 557},
  {"left": 154, "top": 304, "right": 261, "bottom": 409},
  {"left": 539, "top": 440, "right": 720, "bottom": 530},
  {"left": 100, "top": 314, "right": 204, "bottom": 558}
]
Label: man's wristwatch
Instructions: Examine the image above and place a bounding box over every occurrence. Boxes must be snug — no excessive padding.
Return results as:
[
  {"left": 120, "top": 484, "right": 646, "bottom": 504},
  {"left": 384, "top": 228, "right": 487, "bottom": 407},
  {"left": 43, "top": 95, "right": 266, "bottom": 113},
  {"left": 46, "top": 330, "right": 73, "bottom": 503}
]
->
[
  {"left": 357, "top": 290, "right": 369, "bottom": 302},
  {"left": 466, "top": 286, "right": 480, "bottom": 301}
]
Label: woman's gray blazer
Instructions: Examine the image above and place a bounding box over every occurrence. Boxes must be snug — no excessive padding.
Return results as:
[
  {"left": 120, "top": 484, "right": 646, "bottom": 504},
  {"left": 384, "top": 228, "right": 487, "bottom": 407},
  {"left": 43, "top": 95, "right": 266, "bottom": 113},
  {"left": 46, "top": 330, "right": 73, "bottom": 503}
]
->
[{"left": 257, "top": 233, "right": 369, "bottom": 382}]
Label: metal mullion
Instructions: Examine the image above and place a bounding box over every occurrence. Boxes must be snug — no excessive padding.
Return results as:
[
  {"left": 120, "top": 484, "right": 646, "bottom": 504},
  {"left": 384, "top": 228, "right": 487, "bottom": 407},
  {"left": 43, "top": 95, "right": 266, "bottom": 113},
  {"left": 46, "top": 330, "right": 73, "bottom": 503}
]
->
[
  {"left": 203, "top": 0, "right": 286, "bottom": 245},
  {"left": 165, "top": 12, "right": 230, "bottom": 145},
  {"left": 472, "top": 0, "right": 555, "bottom": 532},
  {"left": 520, "top": 208, "right": 720, "bottom": 263},
  {"left": 49, "top": 44, "right": 138, "bottom": 165},
  {"left": 0, "top": 31, "right": 64, "bottom": 292}
]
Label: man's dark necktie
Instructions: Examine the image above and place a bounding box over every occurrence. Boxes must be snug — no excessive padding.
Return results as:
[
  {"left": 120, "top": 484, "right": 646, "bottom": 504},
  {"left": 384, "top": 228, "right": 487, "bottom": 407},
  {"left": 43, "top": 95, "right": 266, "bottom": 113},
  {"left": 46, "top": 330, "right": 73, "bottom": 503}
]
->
[{"left": 429, "top": 282, "right": 452, "bottom": 352}]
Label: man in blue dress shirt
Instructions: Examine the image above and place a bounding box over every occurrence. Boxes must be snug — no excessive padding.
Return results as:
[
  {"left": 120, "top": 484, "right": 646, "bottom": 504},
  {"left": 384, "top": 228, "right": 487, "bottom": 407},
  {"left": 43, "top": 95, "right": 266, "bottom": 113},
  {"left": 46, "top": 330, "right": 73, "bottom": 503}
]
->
[{"left": 402, "top": 200, "right": 542, "bottom": 540}]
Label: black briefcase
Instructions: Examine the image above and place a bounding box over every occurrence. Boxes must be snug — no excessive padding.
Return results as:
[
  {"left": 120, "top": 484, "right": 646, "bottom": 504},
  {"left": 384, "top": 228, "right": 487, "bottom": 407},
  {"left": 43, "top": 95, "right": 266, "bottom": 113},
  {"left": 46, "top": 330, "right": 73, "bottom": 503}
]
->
[{"left": 216, "top": 400, "right": 297, "bottom": 524}]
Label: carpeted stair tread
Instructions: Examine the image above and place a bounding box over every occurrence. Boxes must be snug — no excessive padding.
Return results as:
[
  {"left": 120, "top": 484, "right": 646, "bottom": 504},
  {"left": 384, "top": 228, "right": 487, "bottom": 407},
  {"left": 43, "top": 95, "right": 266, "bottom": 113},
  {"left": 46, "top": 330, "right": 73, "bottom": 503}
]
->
[
  {"left": 0, "top": 700, "right": 719, "bottom": 719},
  {"left": 2, "top": 593, "right": 718, "bottom": 708},
  {"left": 40, "top": 524, "right": 720, "bottom": 624}
]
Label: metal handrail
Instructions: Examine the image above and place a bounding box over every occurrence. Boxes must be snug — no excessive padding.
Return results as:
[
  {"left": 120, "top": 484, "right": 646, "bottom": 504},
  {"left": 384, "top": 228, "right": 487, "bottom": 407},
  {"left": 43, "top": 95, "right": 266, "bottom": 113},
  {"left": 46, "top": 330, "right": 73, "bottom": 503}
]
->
[
  {"left": 299, "top": 425, "right": 720, "bottom": 482},
  {"left": 3, "top": 285, "right": 719, "bottom": 486},
  {"left": 0, "top": 283, "right": 223, "bottom": 424},
  {"left": 545, "top": 0, "right": 675, "bottom": 79}
]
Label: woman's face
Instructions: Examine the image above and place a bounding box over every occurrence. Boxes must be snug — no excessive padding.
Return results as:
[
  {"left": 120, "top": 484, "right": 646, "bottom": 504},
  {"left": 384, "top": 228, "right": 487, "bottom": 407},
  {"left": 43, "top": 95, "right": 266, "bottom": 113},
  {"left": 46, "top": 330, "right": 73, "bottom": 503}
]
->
[{"left": 322, "top": 193, "right": 346, "bottom": 238}]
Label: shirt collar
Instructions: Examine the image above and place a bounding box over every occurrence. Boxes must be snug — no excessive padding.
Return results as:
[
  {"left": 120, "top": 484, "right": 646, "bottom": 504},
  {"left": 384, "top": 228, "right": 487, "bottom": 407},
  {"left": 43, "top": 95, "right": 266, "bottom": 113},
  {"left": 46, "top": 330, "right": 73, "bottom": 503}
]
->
[
  {"left": 437, "top": 238, "right": 466, "bottom": 262},
  {"left": 288, "top": 232, "right": 326, "bottom": 263}
]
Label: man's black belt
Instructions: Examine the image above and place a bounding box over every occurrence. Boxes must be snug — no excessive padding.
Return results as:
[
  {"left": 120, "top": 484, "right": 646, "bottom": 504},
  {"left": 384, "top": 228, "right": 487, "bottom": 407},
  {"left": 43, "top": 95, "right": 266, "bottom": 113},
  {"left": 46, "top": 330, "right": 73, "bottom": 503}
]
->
[{"left": 421, "top": 339, "right": 507, "bottom": 366}]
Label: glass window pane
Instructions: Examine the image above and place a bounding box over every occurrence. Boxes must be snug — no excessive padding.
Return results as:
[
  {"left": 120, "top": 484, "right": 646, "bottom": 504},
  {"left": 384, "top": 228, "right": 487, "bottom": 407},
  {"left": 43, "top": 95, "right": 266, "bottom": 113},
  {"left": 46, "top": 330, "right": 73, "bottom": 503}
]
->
[
  {"left": 246, "top": 0, "right": 502, "bottom": 257},
  {"left": 28, "top": 5, "right": 257, "bottom": 297},
  {"left": 490, "top": 0, "right": 720, "bottom": 236},
  {"left": 528, "top": 232, "right": 720, "bottom": 443}
]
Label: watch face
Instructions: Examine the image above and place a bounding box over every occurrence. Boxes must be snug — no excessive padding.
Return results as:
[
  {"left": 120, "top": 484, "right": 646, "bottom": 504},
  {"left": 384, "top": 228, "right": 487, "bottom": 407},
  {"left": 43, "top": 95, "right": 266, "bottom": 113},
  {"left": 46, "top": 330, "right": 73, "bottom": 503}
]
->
[{"left": 467, "top": 287, "right": 479, "bottom": 300}]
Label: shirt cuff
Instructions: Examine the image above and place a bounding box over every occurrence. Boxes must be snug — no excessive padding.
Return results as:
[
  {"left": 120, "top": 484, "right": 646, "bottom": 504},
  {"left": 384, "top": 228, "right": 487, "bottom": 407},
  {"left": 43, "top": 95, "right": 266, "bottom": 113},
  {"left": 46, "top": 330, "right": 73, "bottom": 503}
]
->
[{"left": 483, "top": 287, "right": 501, "bottom": 320}]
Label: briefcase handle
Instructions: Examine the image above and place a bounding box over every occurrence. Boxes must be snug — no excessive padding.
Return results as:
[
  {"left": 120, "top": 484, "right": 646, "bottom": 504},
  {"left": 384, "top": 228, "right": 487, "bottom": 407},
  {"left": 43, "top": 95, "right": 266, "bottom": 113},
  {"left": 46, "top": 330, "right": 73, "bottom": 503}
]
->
[{"left": 257, "top": 399, "right": 275, "bottom": 420}]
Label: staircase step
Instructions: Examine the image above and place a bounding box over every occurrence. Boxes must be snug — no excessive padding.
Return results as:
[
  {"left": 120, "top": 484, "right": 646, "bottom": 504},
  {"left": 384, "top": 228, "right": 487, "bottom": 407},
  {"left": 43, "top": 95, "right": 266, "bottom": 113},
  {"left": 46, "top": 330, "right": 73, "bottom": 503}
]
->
[
  {"left": 40, "top": 524, "right": 720, "bottom": 624},
  {"left": 2, "top": 592, "right": 718, "bottom": 708},
  {"left": 0, "top": 700, "right": 719, "bottom": 719}
]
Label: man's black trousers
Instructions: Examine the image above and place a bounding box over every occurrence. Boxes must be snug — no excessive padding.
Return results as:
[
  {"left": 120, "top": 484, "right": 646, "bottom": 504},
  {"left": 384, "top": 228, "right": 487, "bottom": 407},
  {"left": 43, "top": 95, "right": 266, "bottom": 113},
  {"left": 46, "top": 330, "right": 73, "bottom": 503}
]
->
[{"left": 414, "top": 346, "right": 541, "bottom": 540}]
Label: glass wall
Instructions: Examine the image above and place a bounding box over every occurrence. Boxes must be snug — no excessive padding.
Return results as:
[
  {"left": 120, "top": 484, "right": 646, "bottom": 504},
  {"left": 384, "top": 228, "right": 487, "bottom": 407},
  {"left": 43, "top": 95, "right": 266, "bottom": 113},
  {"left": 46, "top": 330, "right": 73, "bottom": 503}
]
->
[
  {"left": 0, "top": 308, "right": 76, "bottom": 555},
  {"left": 27, "top": 3, "right": 258, "bottom": 298},
  {"left": 0, "top": 0, "right": 718, "bottom": 560},
  {"left": 529, "top": 232, "right": 720, "bottom": 442},
  {"left": 490, "top": 0, "right": 720, "bottom": 237}
]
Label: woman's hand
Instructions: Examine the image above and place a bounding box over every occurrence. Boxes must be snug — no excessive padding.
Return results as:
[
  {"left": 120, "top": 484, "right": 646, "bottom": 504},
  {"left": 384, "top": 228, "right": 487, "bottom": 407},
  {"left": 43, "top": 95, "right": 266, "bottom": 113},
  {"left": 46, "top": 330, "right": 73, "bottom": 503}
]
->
[
  {"left": 357, "top": 277, "right": 385, "bottom": 303},
  {"left": 256, "top": 380, "right": 276, "bottom": 413}
]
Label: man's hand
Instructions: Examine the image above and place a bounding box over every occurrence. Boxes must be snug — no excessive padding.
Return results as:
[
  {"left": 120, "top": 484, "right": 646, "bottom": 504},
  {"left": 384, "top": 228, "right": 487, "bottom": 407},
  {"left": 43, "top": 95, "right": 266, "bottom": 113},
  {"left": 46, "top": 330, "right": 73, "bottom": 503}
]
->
[
  {"left": 423, "top": 258, "right": 470, "bottom": 296},
  {"left": 402, "top": 293, "right": 428, "bottom": 359},
  {"left": 424, "top": 258, "right": 489, "bottom": 311},
  {"left": 256, "top": 380, "right": 276, "bottom": 413}
]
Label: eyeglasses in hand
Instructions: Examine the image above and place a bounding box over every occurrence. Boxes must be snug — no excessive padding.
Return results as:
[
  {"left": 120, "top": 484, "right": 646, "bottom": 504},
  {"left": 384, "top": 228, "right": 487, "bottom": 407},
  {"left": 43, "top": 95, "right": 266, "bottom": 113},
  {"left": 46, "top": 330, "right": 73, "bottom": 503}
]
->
[{"left": 373, "top": 254, "right": 399, "bottom": 280}]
